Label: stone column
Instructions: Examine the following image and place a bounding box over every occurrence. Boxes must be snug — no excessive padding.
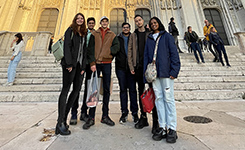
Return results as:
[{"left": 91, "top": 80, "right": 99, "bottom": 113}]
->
[{"left": 234, "top": 32, "right": 245, "bottom": 54}]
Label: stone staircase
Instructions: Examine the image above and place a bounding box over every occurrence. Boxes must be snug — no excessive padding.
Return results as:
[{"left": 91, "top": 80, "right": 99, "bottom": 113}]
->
[{"left": 0, "top": 46, "right": 244, "bottom": 102}]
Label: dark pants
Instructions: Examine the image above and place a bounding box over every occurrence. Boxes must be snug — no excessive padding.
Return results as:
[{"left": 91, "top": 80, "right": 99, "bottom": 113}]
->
[
  {"left": 89, "top": 63, "right": 112, "bottom": 118},
  {"left": 173, "top": 35, "right": 181, "bottom": 52},
  {"left": 71, "top": 64, "right": 92, "bottom": 118},
  {"left": 190, "top": 42, "right": 204, "bottom": 62},
  {"left": 208, "top": 41, "right": 218, "bottom": 59},
  {"left": 216, "top": 44, "right": 230, "bottom": 66},
  {"left": 57, "top": 63, "right": 84, "bottom": 123},
  {"left": 135, "top": 67, "right": 158, "bottom": 122},
  {"left": 116, "top": 69, "right": 138, "bottom": 115}
]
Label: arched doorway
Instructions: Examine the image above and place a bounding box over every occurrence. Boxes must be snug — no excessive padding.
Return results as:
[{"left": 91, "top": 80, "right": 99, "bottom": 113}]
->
[
  {"left": 37, "top": 8, "right": 59, "bottom": 35},
  {"left": 135, "top": 9, "right": 151, "bottom": 26},
  {"left": 110, "top": 9, "right": 127, "bottom": 35},
  {"left": 204, "top": 9, "right": 229, "bottom": 45}
]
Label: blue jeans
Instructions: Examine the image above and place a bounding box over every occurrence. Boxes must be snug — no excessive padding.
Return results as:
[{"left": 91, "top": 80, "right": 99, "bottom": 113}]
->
[
  {"left": 190, "top": 42, "right": 204, "bottom": 62},
  {"left": 152, "top": 78, "right": 177, "bottom": 130},
  {"left": 116, "top": 69, "right": 138, "bottom": 115},
  {"left": 8, "top": 52, "right": 22, "bottom": 83},
  {"left": 89, "top": 63, "right": 112, "bottom": 118}
]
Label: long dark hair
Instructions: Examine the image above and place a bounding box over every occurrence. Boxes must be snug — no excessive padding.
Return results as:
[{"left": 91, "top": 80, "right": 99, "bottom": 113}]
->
[
  {"left": 70, "top": 13, "right": 87, "bottom": 36},
  {"left": 149, "top": 17, "right": 165, "bottom": 32},
  {"left": 15, "top": 33, "right": 23, "bottom": 45}
]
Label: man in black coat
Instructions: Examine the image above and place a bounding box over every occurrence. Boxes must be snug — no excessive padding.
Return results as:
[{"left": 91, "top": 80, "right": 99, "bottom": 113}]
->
[
  {"left": 168, "top": 17, "right": 183, "bottom": 53},
  {"left": 116, "top": 22, "right": 138, "bottom": 124}
]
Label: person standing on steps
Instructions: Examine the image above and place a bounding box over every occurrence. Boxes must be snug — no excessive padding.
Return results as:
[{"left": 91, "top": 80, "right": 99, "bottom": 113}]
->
[
  {"left": 2, "top": 33, "right": 25, "bottom": 87},
  {"left": 116, "top": 22, "right": 138, "bottom": 124},
  {"left": 128, "top": 15, "right": 159, "bottom": 134},
  {"left": 186, "top": 26, "right": 205, "bottom": 64},
  {"left": 82, "top": 16, "right": 120, "bottom": 130},
  {"left": 70, "top": 17, "right": 96, "bottom": 125},
  {"left": 144, "top": 17, "right": 180, "bottom": 143},
  {"left": 56, "top": 13, "right": 94, "bottom": 135},
  {"left": 203, "top": 20, "right": 219, "bottom": 62},
  {"left": 209, "top": 27, "right": 231, "bottom": 67},
  {"left": 168, "top": 17, "right": 184, "bottom": 53}
]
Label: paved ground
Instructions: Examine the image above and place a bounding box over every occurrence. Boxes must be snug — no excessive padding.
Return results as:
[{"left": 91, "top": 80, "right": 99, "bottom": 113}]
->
[{"left": 0, "top": 100, "right": 245, "bottom": 150}]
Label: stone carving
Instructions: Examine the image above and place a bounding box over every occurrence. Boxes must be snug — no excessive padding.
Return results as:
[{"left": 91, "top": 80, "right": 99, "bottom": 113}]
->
[
  {"left": 19, "top": 0, "right": 34, "bottom": 10},
  {"left": 226, "top": 0, "right": 244, "bottom": 10},
  {"left": 160, "top": 0, "right": 181, "bottom": 10},
  {"left": 82, "top": 0, "right": 101, "bottom": 9},
  {"left": 37, "top": 0, "right": 61, "bottom": 7},
  {"left": 201, "top": 0, "right": 218, "bottom": 7}
]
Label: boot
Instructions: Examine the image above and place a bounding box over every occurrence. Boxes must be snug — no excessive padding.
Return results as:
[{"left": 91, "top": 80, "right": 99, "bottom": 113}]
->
[{"left": 55, "top": 122, "right": 71, "bottom": 135}]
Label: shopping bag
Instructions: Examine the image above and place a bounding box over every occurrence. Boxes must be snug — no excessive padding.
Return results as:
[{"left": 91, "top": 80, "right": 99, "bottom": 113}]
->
[
  {"left": 140, "top": 88, "right": 155, "bottom": 113},
  {"left": 86, "top": 71, "right": 101, "bottom": 107}
]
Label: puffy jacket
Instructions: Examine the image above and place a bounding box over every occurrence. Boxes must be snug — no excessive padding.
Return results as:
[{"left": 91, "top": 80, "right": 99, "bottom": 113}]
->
[
  {"left": 143, "top": 30, "right": 181, "bottom": 83},
  {"left": 116, "top": 32, "right": 131, "bottom": 71}
]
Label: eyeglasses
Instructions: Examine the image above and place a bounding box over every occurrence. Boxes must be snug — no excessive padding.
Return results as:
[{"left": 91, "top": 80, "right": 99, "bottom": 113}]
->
[{"left": 123, "top": 27, "right": 130, "bottom": 29}]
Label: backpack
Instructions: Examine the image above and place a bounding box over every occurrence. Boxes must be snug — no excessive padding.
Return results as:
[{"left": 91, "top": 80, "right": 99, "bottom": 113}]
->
[
  {"left": 51, "top": 31, "right": 74, "bottom": 61},
  {"left": 168, "top": 24, "right": 172, "bottom": 33}
]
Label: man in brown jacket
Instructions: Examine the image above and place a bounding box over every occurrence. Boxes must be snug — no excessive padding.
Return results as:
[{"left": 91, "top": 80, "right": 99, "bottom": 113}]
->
[
  {"left": 83, "top": 16, "right": 120, "bottom": 130},
  {"left": 128, "top": 15, "right": 158, "bottom": 134}
]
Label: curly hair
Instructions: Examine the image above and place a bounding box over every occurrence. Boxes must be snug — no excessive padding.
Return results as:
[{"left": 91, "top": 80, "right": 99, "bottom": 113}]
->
[{"left": 70, "top": 13, "right": 87, "bottom": 36}]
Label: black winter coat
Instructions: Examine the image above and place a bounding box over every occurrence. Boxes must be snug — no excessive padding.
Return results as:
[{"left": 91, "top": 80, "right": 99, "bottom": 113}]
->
[
  {"left": 116, "top": 32, "right": 131, "bottom": 71},
  {"left": 61, "top": 27, "right": 87, "bottom": 70},
  {"left": 169, "top": 22, "right": 179, "bottom": 36}
]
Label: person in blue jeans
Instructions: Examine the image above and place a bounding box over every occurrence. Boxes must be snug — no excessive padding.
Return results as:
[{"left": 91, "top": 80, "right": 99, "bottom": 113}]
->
[
  {"left": 186, "top": 26, "right": 205, "bottom": 64},
  {"left": 209, "top": 27, "right": 231, "bottom": 67},
  {"left": 3, "top": 33, "right": 25, "bottom": 86},
  {"left": 144, "top": 17, "right": 180, "bottom": 143},
  {"left": 116, "top": 22, "right": 138, "bottom": 124}
]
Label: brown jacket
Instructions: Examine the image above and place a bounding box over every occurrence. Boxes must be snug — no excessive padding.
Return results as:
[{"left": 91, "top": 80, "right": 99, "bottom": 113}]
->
[
  {"left": 128, "top": 29, "right": 150, "bottom": 71},
  {"left": 92, "top": 28, "right": 119, "bottom": 64}
]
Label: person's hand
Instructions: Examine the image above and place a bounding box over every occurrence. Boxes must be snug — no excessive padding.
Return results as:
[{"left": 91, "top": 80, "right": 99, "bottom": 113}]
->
[
  {"left": 10, "top": 56, "right": 15, "bottom": 61},
  {"left": 81, "top": 71, "right": 85, "bottom": 75},
  {"left": 170, "top": 76, "right": 175, "bottom": 80},
  {"left": 131, "top": 70, "right": 135, "bottom": 75},
  {"left": 66, "top": 67, "right": 72, "bottom": 72},
  {"left": 91, "top": 65, "right": 96, "bottom": 72}
]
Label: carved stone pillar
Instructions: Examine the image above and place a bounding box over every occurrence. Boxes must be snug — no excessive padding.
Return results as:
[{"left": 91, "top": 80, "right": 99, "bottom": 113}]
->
[{"left": 234, "top": 32, "right": 245, "bottom": 54}]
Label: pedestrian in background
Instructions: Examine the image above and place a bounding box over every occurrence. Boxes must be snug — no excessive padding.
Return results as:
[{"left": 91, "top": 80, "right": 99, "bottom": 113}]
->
[
  {"left": 2, "top": 33, "right": 25, "bottom": 86},
  {"left": 168, "top": 17, "right": 183, "bottom": 53}
]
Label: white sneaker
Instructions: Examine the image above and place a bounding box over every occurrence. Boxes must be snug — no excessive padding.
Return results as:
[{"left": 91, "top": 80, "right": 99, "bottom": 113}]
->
[{"left": 2, "top": 82, "right": 13, "bottom": 86}]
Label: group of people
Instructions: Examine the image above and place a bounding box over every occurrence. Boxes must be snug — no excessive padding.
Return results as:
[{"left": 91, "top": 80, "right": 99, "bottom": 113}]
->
[
  {"left": 183, "top": 19, "right": 231, "bottom": 66},
  {"left": 56, "top": 13, "right": 180, "bottom": 144}
]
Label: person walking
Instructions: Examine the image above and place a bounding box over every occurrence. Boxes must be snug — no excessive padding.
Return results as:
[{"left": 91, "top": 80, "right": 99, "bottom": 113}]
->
[
  {"left": 168, "top": 17, "right": 183, "bottom": 53},
  {"left": 203, "top": 20, "right": 219, "bottom": 62},
  {"left": 128, "top": 15, "right": 159, "bottom": 134},
  {"left": 82, "top": 16, "right": 120, "bottom": 130},
  {"left": 56, "top": 13, "right": 94, "bottom": 135},
  {"left": 2, "top": 33, "right": 25, "bottom": 86},
  {"left": 70, "top": 17, "right": 96, "bottom": 125},
  {"left": 209, "top": 27, "right": 231, "bottom": 67},
  {"left": 116, "top": 22, "right": 138, "bottom": 124},
  {"left": 144, "top": 17, "right": 180, "bottom": 143},
  {"left": 186, "top": 26, "right": 205, "bottom": 64}
]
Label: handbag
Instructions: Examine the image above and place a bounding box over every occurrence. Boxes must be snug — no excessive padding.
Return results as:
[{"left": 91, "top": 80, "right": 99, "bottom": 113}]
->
[
  {"left": 51, "top": 32, "right": 73, "bottom": 61},
  {"left": 145, "top": 35, "right": 161, "bottom": 83},
  {"left": 140, "top": 88, "right": 155, "bottom": 113},
  {"left": 86, "top": 71, "right": 101, "bottom": 107}
]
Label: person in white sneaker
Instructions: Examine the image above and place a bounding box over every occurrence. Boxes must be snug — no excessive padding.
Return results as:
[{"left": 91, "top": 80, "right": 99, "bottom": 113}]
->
[{"left": 3, "top": 33, "right": 25, "bottom": 86}]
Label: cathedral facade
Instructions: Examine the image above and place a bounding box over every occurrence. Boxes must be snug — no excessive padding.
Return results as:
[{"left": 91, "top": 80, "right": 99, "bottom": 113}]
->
[{"left": 0, "top": 0, "right": 244, "bottom": 48}]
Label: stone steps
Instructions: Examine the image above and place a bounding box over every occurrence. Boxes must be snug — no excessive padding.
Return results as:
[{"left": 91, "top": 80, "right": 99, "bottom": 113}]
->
[{"left": 0, "top": 46, "right": 244, "bottom": 102}]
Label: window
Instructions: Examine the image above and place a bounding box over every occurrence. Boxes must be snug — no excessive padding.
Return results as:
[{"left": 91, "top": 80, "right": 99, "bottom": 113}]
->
[{"left": 110, "top": 9, "right": 127, "bottom": 35}]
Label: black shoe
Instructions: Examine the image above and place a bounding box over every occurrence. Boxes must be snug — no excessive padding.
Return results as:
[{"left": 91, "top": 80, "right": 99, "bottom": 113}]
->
[
  {"left": 119, "top": 113, "right": 128, "bottom": 124},
  {"left": 166, "top": 129, "right": 178, "bottom": 143},
  {"left": 132, "top": 113, "right": 139, "bottom": 124},
  {"left": 179, "top": 50, "right": 184, "bottom": 53},
  {"left": 152, "top": 127, "right": 167, "bottom": 141},
  {"left": 152, "top": 121, "right": 159, "bottom": 134},
  {"left": 197, "top": 61, "right": 200, "bottom": 64},
  {"left": 227, "top": 64, "right": 231, "bottom": 67},
  {"left": 69, "top": 118, "right": 77, "bottom": 125},
  {"left": 213, "top": 58, "right": 217, "bottom": 62},
  {"left": 64, "top": 122, "right": 69, "bottom": 129},
  {"left": 83, "top": 118, "right": 95, "bottom": 130},
  {"left": 80, "top": 113, "right": 89, "bottom": 122},
  {"left": 101, "top": 116, "right": 115, "bottom": 126},
  {"left": 55, "top": 122, "right": 71, "bottom": 135},
  {"left": 135, "top": 115, "right": 149, "bottom": 129},
  {"left": 202, "top": 60, "right": 205, "bottom": 63}
]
